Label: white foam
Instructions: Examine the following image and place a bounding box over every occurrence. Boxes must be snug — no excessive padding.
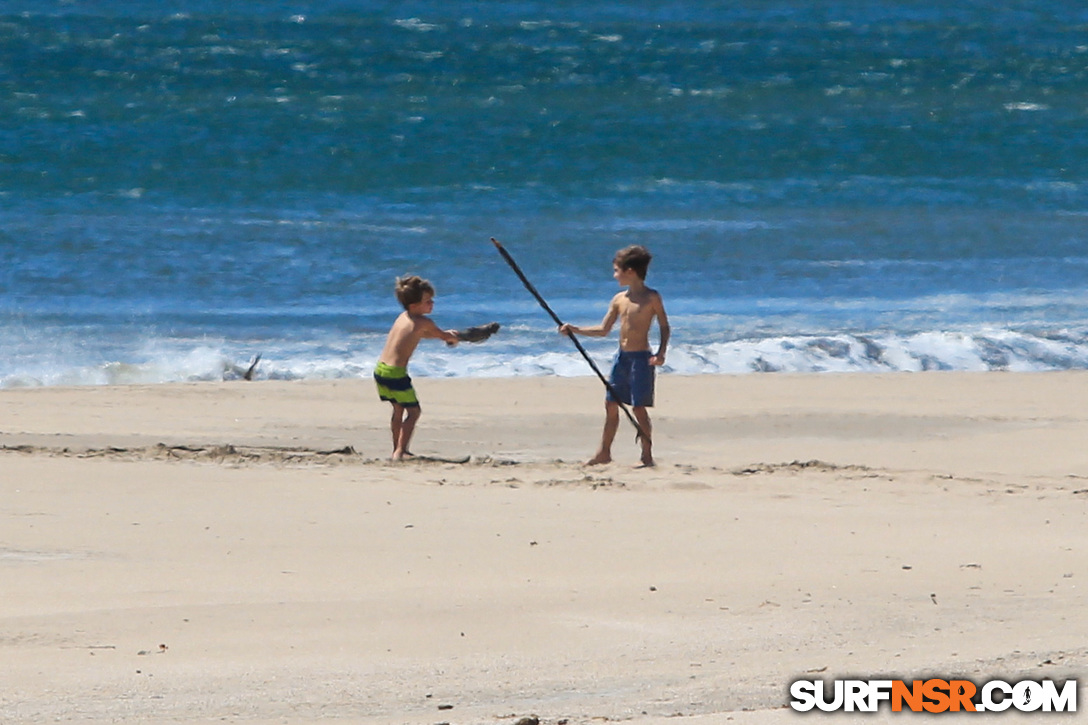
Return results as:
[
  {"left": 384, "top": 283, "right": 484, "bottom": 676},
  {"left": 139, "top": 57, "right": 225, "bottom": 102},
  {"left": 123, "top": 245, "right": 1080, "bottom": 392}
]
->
[{"left": 5, "top": 327, "right": 1088, "bottom": 389}]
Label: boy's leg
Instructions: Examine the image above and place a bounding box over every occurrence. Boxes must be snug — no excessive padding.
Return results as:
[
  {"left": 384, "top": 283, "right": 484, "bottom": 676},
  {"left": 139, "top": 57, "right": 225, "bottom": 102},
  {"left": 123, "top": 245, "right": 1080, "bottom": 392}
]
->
[
  {"left": 587, "top": 401, "right": 620, "bottom": 465},
  {"left": 633, "top": 406, "right": 654, "bottom": 467},
  {"left": 393, "top": 405, "right": 421, "bottom": 460},
  {"left": 389, "top": 403, "right": 404, "bottom": 453}
]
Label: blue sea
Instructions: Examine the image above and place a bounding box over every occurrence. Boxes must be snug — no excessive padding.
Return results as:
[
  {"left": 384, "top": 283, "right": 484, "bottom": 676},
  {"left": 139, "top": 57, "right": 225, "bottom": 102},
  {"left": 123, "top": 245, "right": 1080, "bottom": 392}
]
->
[{"left": 4, "top": 1, "right": 1088, "bottom": 386}]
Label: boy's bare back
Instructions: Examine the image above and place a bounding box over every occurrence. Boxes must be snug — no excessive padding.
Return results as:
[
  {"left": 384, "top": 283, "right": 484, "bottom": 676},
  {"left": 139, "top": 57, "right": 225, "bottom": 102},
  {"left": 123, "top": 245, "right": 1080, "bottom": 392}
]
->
[{"left": 379, "top": 311, "right": 447, "bottom": 368}]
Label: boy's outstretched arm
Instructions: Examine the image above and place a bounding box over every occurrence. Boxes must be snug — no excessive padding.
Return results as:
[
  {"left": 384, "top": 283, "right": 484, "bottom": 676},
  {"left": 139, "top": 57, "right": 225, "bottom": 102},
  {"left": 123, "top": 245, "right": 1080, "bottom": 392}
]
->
[
  {"left": 559, "top": 298, "right": 619, "bottom": 338},
  {"left": 421, "top": 317, "right": 460, "bottom": 346}
]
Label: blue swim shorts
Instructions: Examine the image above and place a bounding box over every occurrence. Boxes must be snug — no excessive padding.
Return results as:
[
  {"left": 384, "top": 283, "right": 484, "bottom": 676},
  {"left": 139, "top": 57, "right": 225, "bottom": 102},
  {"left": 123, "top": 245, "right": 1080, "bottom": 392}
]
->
[{"left": 606, "top": 350, "right": 655, "bottom": 407}]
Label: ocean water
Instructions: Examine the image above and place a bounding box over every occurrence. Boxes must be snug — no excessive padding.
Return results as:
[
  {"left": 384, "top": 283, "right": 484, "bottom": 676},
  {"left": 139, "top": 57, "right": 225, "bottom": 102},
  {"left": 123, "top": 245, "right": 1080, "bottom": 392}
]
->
[{"left": 3, "top": 0, "right": 1088, "bottom": 386}]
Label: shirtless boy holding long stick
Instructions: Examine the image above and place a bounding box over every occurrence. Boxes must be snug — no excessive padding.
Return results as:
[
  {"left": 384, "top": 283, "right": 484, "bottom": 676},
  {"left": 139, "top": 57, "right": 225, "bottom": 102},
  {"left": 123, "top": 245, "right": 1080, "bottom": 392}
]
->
[{"left": 560, "top": 245, "right": 670, "bottom": 467}]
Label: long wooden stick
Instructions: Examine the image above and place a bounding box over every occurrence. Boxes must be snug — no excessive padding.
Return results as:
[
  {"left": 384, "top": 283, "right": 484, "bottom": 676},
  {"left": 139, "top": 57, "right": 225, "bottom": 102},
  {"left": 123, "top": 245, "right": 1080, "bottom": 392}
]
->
[{"left": 490, "top": 237, "right": 648, "bottom": 443}]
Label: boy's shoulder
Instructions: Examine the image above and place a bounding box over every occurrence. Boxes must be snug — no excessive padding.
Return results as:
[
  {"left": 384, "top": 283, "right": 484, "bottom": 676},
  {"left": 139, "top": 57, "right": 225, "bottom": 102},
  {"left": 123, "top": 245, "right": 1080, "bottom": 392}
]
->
[
  {"left": 391, "top": 310, "right": 427, "bottom": 329},
  {"left": 621, "top": 285, "right": 662, "bottom": 302},
  {"left": 405, "top": 311, "right": 439, "bottom": 330}
]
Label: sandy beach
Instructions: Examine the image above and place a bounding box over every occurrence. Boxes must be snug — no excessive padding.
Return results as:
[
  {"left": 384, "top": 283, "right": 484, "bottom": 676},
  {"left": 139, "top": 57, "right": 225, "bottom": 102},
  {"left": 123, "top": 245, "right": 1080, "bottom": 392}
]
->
[{"left": 2, "top": 372, "right": 1086, "bottom": 724}]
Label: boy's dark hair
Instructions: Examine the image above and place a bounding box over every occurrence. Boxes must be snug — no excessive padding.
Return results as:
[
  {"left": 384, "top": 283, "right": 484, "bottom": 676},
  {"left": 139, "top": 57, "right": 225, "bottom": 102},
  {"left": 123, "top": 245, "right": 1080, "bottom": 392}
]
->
[
  {"left": 613, "top": 245, "right": 653, "bottom": 280},
  {"left": 395, "top": 275, "right": 434, "bottom": 309}
]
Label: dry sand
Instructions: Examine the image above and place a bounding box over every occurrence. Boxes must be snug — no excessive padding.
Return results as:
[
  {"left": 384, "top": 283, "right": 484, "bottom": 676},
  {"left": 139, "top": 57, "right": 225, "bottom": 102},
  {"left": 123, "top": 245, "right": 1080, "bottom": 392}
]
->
[{"left": 1, "top": 372, "right": 1086, "bottom": 724}]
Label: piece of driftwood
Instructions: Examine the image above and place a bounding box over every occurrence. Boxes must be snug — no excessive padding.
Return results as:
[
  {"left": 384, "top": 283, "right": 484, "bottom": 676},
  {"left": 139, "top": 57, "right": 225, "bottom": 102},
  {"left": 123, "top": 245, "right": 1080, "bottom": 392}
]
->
[
  {"left": 490, "top": 237, "right": 648, "bottom": 443},
  {"left": 454, "top": 322, "right": 501, "bottom": 343}
]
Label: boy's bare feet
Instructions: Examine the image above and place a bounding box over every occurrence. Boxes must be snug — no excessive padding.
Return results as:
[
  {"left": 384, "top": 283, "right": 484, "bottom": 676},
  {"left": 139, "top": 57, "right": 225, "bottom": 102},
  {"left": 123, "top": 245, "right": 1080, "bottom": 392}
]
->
[
  {"left": 635, "top": 457, "right": 656, "bottom": 469},
  {"left": 585, "top": 453, "right": 612, "bottom": 465}
]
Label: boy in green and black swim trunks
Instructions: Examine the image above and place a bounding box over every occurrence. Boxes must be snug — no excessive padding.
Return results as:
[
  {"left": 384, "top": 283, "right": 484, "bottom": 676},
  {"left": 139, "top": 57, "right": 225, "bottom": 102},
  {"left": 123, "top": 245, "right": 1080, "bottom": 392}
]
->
[{"left": 374, "top": 275, "right": 459, "bottom": 460}]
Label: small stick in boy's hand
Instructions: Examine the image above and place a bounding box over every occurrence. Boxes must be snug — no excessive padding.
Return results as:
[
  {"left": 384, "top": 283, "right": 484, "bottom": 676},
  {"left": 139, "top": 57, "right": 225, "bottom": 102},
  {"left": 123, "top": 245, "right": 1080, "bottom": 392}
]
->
[{"left": 452, "top": 322, "right": 501, "bottom": 344}]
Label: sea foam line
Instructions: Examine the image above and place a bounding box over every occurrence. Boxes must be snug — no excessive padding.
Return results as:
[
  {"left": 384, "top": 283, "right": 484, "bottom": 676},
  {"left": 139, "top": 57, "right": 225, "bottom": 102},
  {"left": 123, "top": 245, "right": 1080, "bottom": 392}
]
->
[{"left": 4, "top": 328, "right": 1088, "bottom": 388}]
